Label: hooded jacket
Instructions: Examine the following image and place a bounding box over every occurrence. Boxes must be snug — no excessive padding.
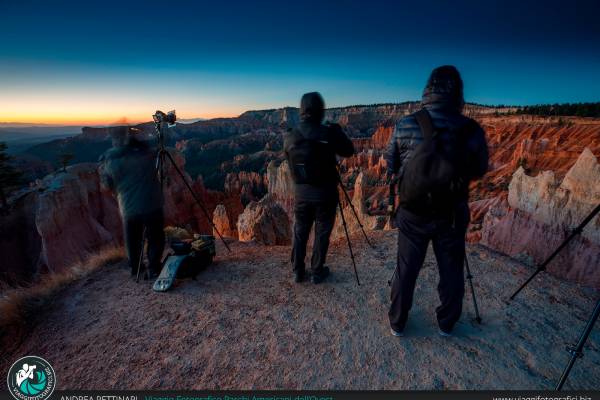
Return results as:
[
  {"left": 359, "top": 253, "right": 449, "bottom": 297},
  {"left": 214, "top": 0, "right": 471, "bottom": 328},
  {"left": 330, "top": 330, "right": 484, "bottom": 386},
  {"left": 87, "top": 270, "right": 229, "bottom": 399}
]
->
[
  {"left": 99, "top": 138, "right": 164, "bottom": 218},
  {"left": 384, "top": 66, "right": 489, "bottom": 211},
  {"left": 283, "top": 92, "right": 354, "bottom": 202}
]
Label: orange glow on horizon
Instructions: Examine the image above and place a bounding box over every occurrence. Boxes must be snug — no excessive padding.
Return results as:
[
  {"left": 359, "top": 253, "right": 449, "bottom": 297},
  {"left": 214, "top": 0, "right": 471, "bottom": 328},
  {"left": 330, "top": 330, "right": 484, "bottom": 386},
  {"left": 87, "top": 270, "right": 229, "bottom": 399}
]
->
[
  {"left": 0, "top": 94, "right": 249, "bottom": 126},
  {"left": 0, "top": 110, "right": 241, "bottom": 126}
]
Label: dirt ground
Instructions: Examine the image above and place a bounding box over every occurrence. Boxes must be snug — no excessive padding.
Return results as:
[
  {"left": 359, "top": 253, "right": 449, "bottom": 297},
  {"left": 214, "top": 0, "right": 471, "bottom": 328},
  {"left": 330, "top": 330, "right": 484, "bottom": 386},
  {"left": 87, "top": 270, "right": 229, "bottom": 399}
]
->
[{"left": 1, "top": 230, "right": 599, "bottom": 390}]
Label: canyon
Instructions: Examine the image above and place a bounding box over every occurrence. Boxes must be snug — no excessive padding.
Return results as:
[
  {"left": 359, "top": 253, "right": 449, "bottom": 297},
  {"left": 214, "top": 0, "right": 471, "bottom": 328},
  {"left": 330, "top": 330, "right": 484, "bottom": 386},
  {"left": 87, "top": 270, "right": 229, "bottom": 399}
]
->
[{"left": 1, "top": 105, "right": 599, "bottom": 289}]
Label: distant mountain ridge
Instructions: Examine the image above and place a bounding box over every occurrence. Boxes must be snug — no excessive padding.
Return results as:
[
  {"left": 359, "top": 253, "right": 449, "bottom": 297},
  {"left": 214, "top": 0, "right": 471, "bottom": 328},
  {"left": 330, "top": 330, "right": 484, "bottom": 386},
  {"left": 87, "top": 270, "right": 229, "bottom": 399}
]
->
[{"left": 6, "top": 101, "right": 590, "bottom": 187}]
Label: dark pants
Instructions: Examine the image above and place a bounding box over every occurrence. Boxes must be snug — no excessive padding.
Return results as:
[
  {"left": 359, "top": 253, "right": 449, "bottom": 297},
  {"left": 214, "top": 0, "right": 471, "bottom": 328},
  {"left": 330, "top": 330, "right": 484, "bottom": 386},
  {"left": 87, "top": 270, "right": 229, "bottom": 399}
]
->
[
  {"left": 124, "top": 209, "right": 165, "bottom": 275},
  {"left": 388, "top": 205, "right": 469, "bottom": 333},
  {"left": 292, "top": 198, "right": 338, "bottom": 274}
]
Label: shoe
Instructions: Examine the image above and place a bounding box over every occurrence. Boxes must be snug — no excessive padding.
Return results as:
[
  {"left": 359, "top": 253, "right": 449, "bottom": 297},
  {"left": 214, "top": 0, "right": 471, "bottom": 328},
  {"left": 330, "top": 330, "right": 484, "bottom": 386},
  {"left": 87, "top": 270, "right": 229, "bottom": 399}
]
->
[
  {"left": 294, "top": 270, "right": 305, "bottom": 283},
  {"left": 390, "top": 328, "right": 404, "bottom": 337},
  {"left": 311, "top": 266, "right": 330, "bottom": 284},
  {"left": 438, "top": 328, "right": 452, "bottom": 337}
]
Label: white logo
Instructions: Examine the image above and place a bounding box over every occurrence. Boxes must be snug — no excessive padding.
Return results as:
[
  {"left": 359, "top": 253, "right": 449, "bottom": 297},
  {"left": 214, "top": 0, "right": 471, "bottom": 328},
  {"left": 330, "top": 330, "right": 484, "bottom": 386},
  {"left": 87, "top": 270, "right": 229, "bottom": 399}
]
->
[{"left": 7, "top": 356, "right": 56, "bottom": 400}]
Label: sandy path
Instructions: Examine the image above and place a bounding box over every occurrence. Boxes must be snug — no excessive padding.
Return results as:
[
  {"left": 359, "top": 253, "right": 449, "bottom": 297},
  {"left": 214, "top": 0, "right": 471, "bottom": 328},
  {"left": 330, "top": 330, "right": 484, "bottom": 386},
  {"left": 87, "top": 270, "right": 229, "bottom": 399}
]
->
[{"left": 1, "top": 230, "right": 599, "bottom": 390}]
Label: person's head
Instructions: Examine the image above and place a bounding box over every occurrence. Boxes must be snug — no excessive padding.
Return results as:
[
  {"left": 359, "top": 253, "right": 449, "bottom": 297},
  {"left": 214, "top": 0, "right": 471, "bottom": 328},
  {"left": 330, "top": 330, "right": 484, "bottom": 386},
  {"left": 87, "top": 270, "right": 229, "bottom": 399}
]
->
[
  {"left": 109, "top": 126, "right": 130, "bottom": 147},
  {"left": 300, "top": 92, "right": 325, "bottom": 123},
  {"left": 422, "top": 65, "right": 464, "bottom": 112}
]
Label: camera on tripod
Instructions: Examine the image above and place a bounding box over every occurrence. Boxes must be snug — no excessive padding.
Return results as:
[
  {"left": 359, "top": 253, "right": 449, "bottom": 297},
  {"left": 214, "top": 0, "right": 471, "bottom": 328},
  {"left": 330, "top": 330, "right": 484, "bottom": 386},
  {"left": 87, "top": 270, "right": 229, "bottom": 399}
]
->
[{"left": 153, "top": 110, "right": 177, "bottom": 125}]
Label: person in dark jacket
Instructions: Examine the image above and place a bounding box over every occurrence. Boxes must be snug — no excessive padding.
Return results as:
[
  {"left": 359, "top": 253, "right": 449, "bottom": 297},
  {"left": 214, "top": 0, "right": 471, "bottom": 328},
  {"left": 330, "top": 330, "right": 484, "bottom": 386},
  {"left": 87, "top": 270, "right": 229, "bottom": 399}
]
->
[
  {"left": 100, "top": 126, "right": 165, "bottom": 278},
  {"left": 385, "top": 66, "right": 489, "bottom": 337},
  {"left": 284, "top": 92, "right": 355, "bottom": 284}
]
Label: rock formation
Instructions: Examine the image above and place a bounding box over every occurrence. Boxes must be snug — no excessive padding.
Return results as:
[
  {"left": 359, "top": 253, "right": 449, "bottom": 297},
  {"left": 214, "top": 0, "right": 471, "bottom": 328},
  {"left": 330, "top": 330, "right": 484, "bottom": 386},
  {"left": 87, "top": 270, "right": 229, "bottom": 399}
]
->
[
  {"left": 3, "top": 106, "right": 600, "bottom": 292},
  {"left": 212, "top": 204, "right": 237, "bottom": 238},
  {"left": 480, "top": 148, "right": 600, "bottom": 287},
  {"left": 237, "top": 194, "right": 291, "bottom": 245},
  {"left": 470, "top": 116, "right": 600, "bottom": 201},
  {"left": 466, "top": 196, "right": 503, "bottom": 242},
  {"left": 224, "top": 171, "right": 267, "bottom": 206},
  {"left": 266, "top": 159, "right": 294, "bottom": 217},
  {"left": 0, "top": 149, "right": 242, "bottom": 284},
  {"left": 332, "top": 172, "right": 387, "bottom": 240},
  {"left": 0, "top": 164, "right": 121, "bottom": 284},
  {"left": 240, "top": 102, "right": 513, "bottom": 134}
]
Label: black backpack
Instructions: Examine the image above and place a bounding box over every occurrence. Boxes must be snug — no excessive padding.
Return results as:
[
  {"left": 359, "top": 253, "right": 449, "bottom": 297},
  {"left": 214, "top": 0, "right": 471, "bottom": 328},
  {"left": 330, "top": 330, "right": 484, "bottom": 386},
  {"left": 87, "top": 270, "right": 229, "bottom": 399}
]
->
[
  {"left": 399, "top": 109, "right": 472, "bottom": 216},
  {"left": 287, "top": 128, "right": 337, "bottom": 186}
]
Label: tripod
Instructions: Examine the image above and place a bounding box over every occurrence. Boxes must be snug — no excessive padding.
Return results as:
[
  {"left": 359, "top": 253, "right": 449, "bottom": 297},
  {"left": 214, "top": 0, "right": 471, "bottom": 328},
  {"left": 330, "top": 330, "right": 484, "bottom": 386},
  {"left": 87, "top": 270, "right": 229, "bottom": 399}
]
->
[
  {"left": 334, "top": 171, "right": 378, "bottom": 286},
  {"left": 510, "top": 202, "right": 600, "bottom": 301},
  {"left": 464, "top": 254, "right": 482, "bottom": 324},
  {"left": 135, "top": 227, "right": 147, "bottom": 283},
  {"left": 338, "top": 200, "right": 361, "bottom": 286},
  {"left": 336, "top": 173, "right": 375, "bottom": 249},
  {"left": 153, "top": 119, "right": 231, "bottom": 253},
  {"left": 555, "top": 298, "right": 600, "bottom": 390}
]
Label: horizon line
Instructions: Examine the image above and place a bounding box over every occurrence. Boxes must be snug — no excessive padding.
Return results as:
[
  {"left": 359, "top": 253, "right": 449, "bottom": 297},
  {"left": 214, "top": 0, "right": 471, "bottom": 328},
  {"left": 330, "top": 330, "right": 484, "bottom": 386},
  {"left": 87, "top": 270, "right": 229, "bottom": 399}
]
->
[{"left": 2, "top": 100, "right": 600, "bottom": 127}]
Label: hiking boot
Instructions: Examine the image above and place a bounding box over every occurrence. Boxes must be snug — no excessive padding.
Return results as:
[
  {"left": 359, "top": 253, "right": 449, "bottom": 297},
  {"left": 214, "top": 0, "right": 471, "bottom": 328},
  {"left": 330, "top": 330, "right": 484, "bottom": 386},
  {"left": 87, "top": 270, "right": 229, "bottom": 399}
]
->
[
  {"left": 311, "top": 266, "right": 330, "bottom": 284},
  {"left": 390, "top": 327, "right": 404, "bottom": 337},
  {"left": 438, "top": 328, "right": 452, "bottom": 337},
  {"left": 294, "top": 270, "right": 305, "bottom": 283}
]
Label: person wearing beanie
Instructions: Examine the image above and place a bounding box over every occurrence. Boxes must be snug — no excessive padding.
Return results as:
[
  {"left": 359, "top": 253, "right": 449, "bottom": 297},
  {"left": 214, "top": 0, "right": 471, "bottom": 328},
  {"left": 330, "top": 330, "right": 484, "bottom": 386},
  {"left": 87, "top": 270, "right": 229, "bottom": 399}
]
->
[
  {"left": 283, "top": 92, "right": 354, "bottom": 284},
  {"left": 384, "top": 66, "right": 489, "bottom": 337}
]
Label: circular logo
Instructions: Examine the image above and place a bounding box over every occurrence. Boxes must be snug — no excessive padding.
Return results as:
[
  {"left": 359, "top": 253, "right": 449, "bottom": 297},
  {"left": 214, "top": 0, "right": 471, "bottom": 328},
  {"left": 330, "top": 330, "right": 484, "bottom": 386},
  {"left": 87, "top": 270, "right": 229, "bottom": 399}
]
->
[{"left": 7, "top": 356, "right": 56, "bottom": 400}]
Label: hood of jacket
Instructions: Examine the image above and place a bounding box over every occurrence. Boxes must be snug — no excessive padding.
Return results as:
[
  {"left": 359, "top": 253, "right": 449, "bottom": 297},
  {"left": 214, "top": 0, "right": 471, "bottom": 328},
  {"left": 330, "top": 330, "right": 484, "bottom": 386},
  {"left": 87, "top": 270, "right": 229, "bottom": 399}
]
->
[
  {"left": 300, "top": 92, "right": 325, "bottom": 123},
  {"left": 422, "top": 65, "right": 465, "bottom": 113}
]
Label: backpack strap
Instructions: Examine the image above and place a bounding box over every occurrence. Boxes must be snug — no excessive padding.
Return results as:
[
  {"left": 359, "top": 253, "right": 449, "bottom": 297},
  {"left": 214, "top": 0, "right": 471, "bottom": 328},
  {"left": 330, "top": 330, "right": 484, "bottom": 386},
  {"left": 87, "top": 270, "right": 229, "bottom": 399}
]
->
[{"left": 414, "top": 108, "right": 435, "bottom": 140}]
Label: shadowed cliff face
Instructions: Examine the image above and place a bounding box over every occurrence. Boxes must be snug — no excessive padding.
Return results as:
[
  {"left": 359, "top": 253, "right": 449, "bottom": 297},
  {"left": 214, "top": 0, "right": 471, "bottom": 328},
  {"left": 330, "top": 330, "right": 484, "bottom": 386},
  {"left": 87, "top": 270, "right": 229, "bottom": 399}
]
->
[
  {"left": 0, "top": 153, "right": 242, "bottom": 285},
  {"left": 0, "top": 164, "right": 121, "bottom": 284}
]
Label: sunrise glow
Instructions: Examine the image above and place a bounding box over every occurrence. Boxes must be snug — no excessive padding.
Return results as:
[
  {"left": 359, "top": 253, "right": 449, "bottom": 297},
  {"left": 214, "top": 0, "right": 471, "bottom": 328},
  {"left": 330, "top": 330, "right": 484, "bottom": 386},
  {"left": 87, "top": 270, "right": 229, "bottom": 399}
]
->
[{"left": 1, "top": 1, "right": 599, "bottom": 126}]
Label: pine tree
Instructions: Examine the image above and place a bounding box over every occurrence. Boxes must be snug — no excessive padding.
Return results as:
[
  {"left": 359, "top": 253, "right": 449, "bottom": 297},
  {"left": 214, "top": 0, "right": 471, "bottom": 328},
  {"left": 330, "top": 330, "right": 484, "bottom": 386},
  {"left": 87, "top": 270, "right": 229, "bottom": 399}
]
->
[
  {"left": 59, "top": 152, "right": 74, "bottom": 172},
  {"left": 0, "top": 142, "right": 23, "bottom": 209}
]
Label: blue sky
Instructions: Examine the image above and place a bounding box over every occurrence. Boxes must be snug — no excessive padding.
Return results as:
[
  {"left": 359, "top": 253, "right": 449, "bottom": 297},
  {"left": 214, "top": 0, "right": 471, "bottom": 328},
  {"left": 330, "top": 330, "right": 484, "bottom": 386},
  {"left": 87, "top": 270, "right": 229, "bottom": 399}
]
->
[{"left": 1, "top": 0, "right": 599, "bottom": 123}]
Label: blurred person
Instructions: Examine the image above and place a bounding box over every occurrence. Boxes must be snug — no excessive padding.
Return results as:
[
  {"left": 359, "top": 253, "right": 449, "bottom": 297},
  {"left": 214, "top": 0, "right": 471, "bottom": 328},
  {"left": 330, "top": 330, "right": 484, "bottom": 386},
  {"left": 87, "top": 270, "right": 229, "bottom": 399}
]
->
[{"left": 100, "top": 126, "right": 165, "bottom": 279}]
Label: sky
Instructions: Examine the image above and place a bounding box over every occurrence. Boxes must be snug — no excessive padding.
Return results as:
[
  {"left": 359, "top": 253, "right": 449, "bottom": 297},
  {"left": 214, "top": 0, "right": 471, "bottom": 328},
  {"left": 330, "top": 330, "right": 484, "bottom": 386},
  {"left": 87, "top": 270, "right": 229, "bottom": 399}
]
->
[{"left": 1, "top": 0, "right": 599, "bottom": 125}]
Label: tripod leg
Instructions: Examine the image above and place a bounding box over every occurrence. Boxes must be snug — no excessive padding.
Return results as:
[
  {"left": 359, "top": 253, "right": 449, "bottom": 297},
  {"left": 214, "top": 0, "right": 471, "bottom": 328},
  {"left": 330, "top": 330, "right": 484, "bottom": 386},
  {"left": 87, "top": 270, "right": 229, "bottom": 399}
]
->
[
  {"left": 156, "top": 152, "right": 162, "bottom": 188},
  {"left": 510, "top": 202, "right": 600, "bottom": 301},
  {"left": 347, "top": 198, "right": 375, "bottom": 249},
  {"left": 135, "top": 227, "right": 146, "bottom": 283},
  {"left": 162, "top": 150, "right": 231, "bottom": 253},
  {"left": 555, "top": 299, "right": 600, "bottom": 390},
  {"left": 336, "top": 174, "right": 374, "bottom": 249},
  {"left": 464, "top": 254, "right": 482, "bottom": 324},
  {"left": 339, "top": 203, "right": 360, "bottom": 286},
  {"left": 509, "top": 268, "right": 543, "bottom": 301}
]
